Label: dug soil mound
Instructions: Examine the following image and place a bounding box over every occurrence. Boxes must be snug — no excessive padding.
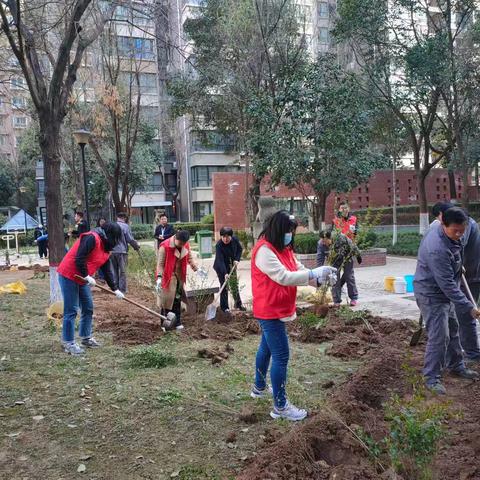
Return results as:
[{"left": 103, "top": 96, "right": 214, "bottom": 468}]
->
[{"left": 238, "top": 314, "right": 480, "bottom": 480}]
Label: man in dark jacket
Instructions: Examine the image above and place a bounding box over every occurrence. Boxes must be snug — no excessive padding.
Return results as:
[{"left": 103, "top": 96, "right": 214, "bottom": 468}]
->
[
  {"left": 213, "top": 226, "right": 245, "bottom": 312},
  {"left": 111, "top": 212, "right": 140, "bottom": 293},
  {"left": 154, "top": 214, "right": 175, "bottom": 249},
  {"left": 71, "top": 211, "right": 89, "bottom": 238},
  {"left": 34, "top": 224, "right": 48, "bottom": 258},
  {"left": 414, "top": 207, "right": 480, "bottom": 394}
]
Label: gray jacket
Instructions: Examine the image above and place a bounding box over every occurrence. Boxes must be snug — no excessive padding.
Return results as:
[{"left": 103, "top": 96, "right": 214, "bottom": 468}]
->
[
  {"left": 112, "top": 220, "right": 139, "bottom": 254},
  {"left": 414, "top": 223, "right": 473, "bottom": 315},
  {"left": 462, "top": 218, "right": 480, "bottom": 284}
]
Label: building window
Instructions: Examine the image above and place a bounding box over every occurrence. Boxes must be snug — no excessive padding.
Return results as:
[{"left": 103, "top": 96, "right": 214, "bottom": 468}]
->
[
  {"left": 318, "top": 27, "right": 329, "bottom": 44},
  {"left": 193, "top": 201, "right": 213, "bottom": 221},
  {"left": 12, "top": 96, "right": 26, "bottom": 109},
  {"left": 318, "top": 2, "right": 329, "bottom": 18},
  {"left": 13, "top": 116, "right": 27, "bottom": 128},
  {"left": 117, "top": 36, "right": 155, "bottom": 60},
  {"left": 138, "top": 173, "right": 163, "bottom": 192},
  {"left": 11, "top": 77, "right": 25, "bottom": 89},
  {"left": 0, "top": 135, "right": 7, "bottom": 146},
  {"left": 191, "top": 130, "right": 236, "bottom": 152},
  {"left": 139, "top": 73, "right": 157, "bottom": 93},
  {"left": 191, "top": 165, "right": 240, "bottom": 188}
]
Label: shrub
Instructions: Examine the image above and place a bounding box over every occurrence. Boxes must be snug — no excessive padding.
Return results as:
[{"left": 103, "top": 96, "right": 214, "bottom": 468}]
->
[
  {"left": 294, "top": 233, "right": 318, "bottom": 254},
  {"left": 127, "top": 346, "right": 177, "bottom": 369},
  {"left": 200, "top": 213, "right": 214, "bottom": 224},
  {"left": 373, "top": 232, "right": 422, "bottom": 256},
  {"left": 298, "top": 312, "right": 328, "bottom": 329},
  {"left": 236, "top": 230, "right": 254, "bottom": 258}
]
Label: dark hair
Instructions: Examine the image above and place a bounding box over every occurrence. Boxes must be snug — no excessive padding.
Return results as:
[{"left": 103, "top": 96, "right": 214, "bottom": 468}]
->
[
  {"left": 442, "top": 207, "right": 468, "bottom": 226},
  {"left": 260, "top": 210, "right": 298, "bottom": 251},
  {"left": 432, "top": 201, "right": 453, "bottom": 218},
  {"left": 117, "top": 212, "right": 128, "bottom": 221},
  {"left": 96, "top": 217, "right": 106, "bottom": 227},
  {"left": 339, "top": 201, "right": 349, "bottom": 207},
  {"left": 175, "top": 230, "right": 190, "bottom": 243},
  {"left": 75, "top": 211, "right": 84, "bottom": 218},
  {"left": 102, "top": 221, "right": 122, "bottom": 251},
  {"left": 160, "top": 214, "right": 168, "bottom": 219},
  {"left": 319, "top": 230, "right": 332, "bottom": 239},
  {"left": 220, "top": 226, "right": 234, "bottom": 237}
]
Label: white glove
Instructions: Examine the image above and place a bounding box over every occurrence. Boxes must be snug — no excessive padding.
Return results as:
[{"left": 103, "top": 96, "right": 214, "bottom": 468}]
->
[
  {"left": 310, "top": 266, "right": 337, "bottom": 285},
  {"left": 233, "top": 260, "right": 239, "bottom": 266},
  {"left": 196, "top": 268, "right": 208, "bottom": 280},
  {"left": 155, "top": 278, "right": 162, "bottom": 293},
  {"left": 114, "top": 289, "right": 125, "bottom": 299},
  {"left": 85, "top": 275, "right": 96, "bottom": 286}
]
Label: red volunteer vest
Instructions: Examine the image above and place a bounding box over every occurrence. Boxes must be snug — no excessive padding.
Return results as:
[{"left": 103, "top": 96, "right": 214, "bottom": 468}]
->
[
  {"left": 251, "top": 238, "right": 298, "bottom": 320},
  {"left": 57, "top": 231, "right": 110, "bottom": 284},
  {"left": 333, "top": 214, "right": 357, "bottom": 240},
  {"left": 159, "top": 238, "right": 190, "bottom": 289}
]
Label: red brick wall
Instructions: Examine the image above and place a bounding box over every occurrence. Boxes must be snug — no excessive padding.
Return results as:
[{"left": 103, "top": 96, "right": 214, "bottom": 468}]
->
[
  {"left": 213, "top": 169, "right": 464, "bottom": 231},
  {"left": 212, "top": 173, "right": 248, "bottom": 236}
]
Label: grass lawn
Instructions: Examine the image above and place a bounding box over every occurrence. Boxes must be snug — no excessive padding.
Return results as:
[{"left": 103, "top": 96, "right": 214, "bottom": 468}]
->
[{"left": 0, "top": 275, "right": 358, "bottom": 479}]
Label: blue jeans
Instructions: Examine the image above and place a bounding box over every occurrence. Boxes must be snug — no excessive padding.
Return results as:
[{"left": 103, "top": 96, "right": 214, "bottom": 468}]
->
[
  {"left": 59, "top": 274, "right": 94, "bottom": 343},
  {"left": 254, "top": 319, "right": 290, "bottom": 408}
]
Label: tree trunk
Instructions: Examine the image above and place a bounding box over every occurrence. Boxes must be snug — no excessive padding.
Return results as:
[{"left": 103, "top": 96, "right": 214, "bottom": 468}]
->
[
  {"left": 248, "top": 176, "right": 261, "bottom": 223},
  {"left": 448, "top": 168, "right": 457, "bottom": 200},
  {"left": 38, "top": 117, "right": 65, "bottom": 302},
  {"left": 417, "top": 170, "right": 429, "bottom": 234},
  {"left": 462, "top": 164, "right": 470, "bottom": 208}
]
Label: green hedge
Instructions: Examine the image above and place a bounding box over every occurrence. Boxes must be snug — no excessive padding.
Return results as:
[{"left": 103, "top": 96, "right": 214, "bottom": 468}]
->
[
  {"left": 131, "top": 222, "right": 214, "bottom": 240},
  {"left": 373, "top": 232, "right": 422, "bottom": 256},
  {"left": 294, "top": 233, "right": 318, "bottom": 254}
]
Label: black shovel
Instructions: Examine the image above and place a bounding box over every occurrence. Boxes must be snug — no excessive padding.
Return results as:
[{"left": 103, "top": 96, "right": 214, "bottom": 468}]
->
[{"left": 410, "top": 314, "right": 424, "bottom": 347}]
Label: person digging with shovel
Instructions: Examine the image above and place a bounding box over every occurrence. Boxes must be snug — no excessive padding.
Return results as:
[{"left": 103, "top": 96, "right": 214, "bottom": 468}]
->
[
  {"left": 250, "top": 211, "right": 337, "bottom": 421},
  {"left": 156, "top": 230, "right": 206, "bottom": 331},
  {"left": 57, "top": 222, "right": 124, "bottom": 355},
  {"left": 213, "top": 226, "right": 245, "bottom": 314},
  {"left": 414, "top": 207, "right": 480, "bottom": 395}
]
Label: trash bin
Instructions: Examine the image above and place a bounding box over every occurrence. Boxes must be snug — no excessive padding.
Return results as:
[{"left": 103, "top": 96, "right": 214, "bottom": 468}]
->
[{"left": 195, "top": 230, "right": 213, "bottom": 259}]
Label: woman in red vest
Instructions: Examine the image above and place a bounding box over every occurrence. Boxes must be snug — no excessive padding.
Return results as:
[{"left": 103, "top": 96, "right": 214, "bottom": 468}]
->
[
  {"left": 57, "top": 222, "right": 124, "bottom": 355},
  {"left": 250, "top": 211, "right": 337, "bottom": 421},
  {"left": 155, "top": 230, "right": 205, "bottom": 330}
]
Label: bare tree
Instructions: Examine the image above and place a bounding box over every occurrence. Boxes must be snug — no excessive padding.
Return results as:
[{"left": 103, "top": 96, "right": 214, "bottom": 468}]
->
[{"left": 0, "top": 0, "right": 113, "bottom": 299}]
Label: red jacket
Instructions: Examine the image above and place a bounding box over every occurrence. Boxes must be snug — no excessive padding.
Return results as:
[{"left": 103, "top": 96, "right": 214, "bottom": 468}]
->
[
  {"left": 251, "top": 238, "right": 298, "bottom": 320},
  {"left": 159, "top": 238, "right": 190, "bottom": 289},
  {"left": 333, "top": 214, "right": 357, "bottom": 240},
  {"left": 58, "top": 231, "right": 110, "bottom": 284}
]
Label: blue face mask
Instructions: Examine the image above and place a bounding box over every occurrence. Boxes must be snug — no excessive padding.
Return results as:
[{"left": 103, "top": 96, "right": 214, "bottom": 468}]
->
[{"left": 284, "top": 233, "right": 293, "bottom": 246}]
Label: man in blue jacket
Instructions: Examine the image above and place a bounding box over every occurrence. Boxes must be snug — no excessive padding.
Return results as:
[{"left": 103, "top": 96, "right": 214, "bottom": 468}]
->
[
  {"left": 213, "top": 227, "right": 244, "bottom": 313},
  {"left": 414, "top": 207, "right": 480, "bottom": 394},
  {"left": 456, "top": 216, "right": 480, "bottom": 361}
]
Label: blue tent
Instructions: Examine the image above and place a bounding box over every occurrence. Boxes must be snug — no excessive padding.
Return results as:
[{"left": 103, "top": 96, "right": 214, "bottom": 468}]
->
[{"left": 0, "top": 209, "right": 39, "bottom": 231}]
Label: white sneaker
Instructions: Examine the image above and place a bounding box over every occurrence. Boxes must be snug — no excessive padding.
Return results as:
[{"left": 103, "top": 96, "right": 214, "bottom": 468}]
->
[
  {"left": 250, "top": 385, "right": 273, "bottom": 399},
  {"left": 81, "top": 337, "right": 101, "bottom": 348},
  {"left": 63, "top": 342, "right": 85, "bottom": 356},
  {"left": 176, "top": 324, "right": 185, "bottom": 331},
  {"left": 270, "top": 401, "right": 307, "bottom": 421}
]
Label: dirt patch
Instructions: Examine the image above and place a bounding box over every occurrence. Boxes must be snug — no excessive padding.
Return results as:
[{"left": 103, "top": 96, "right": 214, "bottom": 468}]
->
[
  {"left": 0, "top": 269, "right": 35, "bottom": 285},
  {"left": 238, "top": 311, "right": 480, "bottom": 480}
]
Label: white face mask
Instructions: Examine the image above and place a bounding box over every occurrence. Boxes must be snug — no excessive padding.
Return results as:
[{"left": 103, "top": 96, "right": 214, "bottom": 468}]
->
[{"left": 284, "top": 233, "right": 293, "bottom": 246}]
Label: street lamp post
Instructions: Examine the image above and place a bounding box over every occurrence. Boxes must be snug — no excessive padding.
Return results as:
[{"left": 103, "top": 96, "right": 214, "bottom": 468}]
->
[
  {"left": 19, "top": 186, "right": 27, "bottom": 233},
  {"left": 73, "top": 129, "right": 92, "bottom": 230}
]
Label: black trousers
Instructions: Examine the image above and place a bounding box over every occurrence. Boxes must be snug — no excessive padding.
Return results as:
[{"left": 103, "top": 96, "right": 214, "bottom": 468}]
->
[{"left": 217, "top": 271, "right": 242, "bottom": 311}]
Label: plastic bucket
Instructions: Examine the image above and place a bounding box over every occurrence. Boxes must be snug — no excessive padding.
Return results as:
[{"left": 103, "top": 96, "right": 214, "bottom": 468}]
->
[
  {"left": 384, "top": 276, "right": 396, "bottom": 292},
  {"left": 404, "top": 274, "right": 414, "bottom": 293},
  {"left": 394, "top": 277, "right": 407, "bottom": 294}
]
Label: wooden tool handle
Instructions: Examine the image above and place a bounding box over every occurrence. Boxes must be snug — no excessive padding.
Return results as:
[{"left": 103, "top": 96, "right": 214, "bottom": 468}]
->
[
  {"left": 217, "top": 262, "right": 238, "bottom": 297},
  {"left": 462, "top": 274, "right": 478, "bottom": 310},
  {"left": 74, "top": 275, "right": 166, "bottom": 321}
]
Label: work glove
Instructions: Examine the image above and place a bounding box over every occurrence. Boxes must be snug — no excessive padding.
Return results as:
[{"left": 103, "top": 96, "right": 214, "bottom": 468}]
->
[
  {"left": 196, "top": 268, "right": 208, "bottom": 280},
  {"left": 357, "top": 255, "right": 362, "bottom": 265},
  {"left": 471, "top": 308, "right": 480, "bottom": 319},
  {"left": 155, "top": 277, "right": 162, "bottom": 293},
  {"left": 310, "top": 266, "right": 337, "bottom": 285},
  {"left": 233, "top": 260, "right": 239, "bottom": 267},
  {"left": 84, "top": 275, "right": 96, "bottom": 286},
  {"left": 114, "top": 289, "right": 125, "bottom": 299}
]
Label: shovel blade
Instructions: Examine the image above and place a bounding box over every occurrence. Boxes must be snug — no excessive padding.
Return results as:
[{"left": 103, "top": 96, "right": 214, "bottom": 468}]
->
[{"left": 205, "top": 303, "right": 217, "bottom": 321}]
